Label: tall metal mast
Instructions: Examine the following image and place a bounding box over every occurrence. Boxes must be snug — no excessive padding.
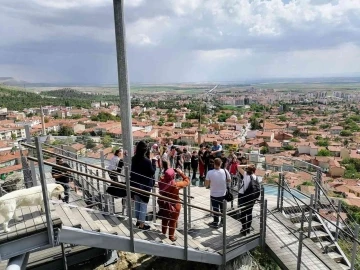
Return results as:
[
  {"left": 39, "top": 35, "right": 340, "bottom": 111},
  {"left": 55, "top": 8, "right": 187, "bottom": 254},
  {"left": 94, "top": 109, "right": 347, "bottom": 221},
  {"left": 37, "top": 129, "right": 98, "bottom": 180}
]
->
[{"left": 113, "top": 0, "right": 133, "bottom": 163}]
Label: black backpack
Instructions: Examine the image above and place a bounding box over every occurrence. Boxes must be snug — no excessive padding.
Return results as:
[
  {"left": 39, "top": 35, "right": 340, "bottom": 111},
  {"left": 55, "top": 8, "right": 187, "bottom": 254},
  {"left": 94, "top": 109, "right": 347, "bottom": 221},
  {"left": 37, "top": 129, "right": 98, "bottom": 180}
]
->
[{"left": 244, "top": 174, "right": 261, "bottom": 201}]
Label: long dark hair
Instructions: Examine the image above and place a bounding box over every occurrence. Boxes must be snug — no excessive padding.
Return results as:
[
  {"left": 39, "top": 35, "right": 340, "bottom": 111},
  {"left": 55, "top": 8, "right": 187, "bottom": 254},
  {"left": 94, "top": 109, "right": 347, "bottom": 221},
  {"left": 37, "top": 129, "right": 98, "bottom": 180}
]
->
[{"left": 135, "top": 141, "right": 148, "bottom": 158}]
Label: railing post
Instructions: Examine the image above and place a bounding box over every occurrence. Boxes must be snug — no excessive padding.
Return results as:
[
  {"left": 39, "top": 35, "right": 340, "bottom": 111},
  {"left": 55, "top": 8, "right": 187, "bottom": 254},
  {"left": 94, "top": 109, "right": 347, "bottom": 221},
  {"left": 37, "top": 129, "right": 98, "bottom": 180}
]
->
[
  {"left": 96, "top": 170, "right": 102, "bottom": 209},
  {"left": 183, "top": 187, "right": 188, "bottom": 261},
  {"left": 297, "top": 231, "right": 304, "bottom": 270},
  {"left": 34, "top": 137, "right": 54, "bottom": 246},
  {"left": 277, "top": 173, "right": 282, "bottom": 210},
  {"left": 280, "top": 174, "right": 284, "bottom": 213},
  {"left": 262, "top": 200, "right": 267, "bottom": 251},
  {"left": 100, "top": 151, "right": 109, "bottom": 212},
  {"left": 222, "top": 200, "right": 227, "bottom": 267},
  {"left": 300, "top": 207, "right": 305, "bottom": 232},
  {"left": 335, "top": 200, "right": 341, "bottom": 242},
  {"left": 259, "top": 186, "right": 265, "bottom": 247},
  {"left": 25, "top": 125, "right": 37, "bottom": 187},
  {"left": 187, "top": 185, "right": 191, "bottom": 229},
  {"left": 350, "top": 224, "right": 359, "bottom": 270},
  {"left": 125, "top": 166, "right": 135, "bottom": 252},
  {"left": 152, "top": 187, "right": 156, "bottom": 223},
  {"left": 307, "top": 194, "right": 314, "bottom": 239}
]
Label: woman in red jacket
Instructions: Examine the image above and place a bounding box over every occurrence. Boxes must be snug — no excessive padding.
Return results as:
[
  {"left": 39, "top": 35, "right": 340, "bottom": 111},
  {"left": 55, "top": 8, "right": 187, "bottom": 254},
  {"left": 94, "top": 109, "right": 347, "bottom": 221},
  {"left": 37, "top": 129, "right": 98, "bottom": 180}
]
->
[
  {"left": 228, "top": 155, "right": 239, "bottom": 187},
  {"left": 158, "top": 168, "right": 189, "bottom": 242}
]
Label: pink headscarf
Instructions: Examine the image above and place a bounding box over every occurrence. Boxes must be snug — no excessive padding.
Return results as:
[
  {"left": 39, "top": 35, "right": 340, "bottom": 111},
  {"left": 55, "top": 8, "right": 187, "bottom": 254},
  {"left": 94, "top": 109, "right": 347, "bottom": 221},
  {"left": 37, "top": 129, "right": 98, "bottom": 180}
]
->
[{"left": 159, "top": 168, "right": 176, "bottom": 192}]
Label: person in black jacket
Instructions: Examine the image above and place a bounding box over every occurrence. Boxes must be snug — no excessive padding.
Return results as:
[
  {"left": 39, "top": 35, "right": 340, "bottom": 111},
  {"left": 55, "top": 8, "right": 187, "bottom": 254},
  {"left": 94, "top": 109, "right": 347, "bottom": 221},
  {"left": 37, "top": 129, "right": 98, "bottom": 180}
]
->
[
  {"left": 191, "top": 150, "right": 199, "bottom": 182},
  {"left": 52, "top": 157, "right": 71, "bottom": 203},
  {"left": 130, "top": 141, "right": 156, "bottom": 230}
]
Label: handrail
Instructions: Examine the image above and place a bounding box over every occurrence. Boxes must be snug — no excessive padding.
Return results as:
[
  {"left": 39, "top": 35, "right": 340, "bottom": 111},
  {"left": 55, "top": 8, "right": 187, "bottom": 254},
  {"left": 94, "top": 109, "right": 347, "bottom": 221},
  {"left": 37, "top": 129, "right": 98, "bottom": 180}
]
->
[
  {"left": 282, "top": 177, "right": 325, "bottom": 250},
  {"left": 274, "top": 179, "right": 360, "bottom": 245},
  {"left": 23, "top": 142, "right": 195, "bottom": 200},
  {"left": 313, "top": 180, "right": 355, "bottom": 236},
  {"left": 22, "top": 143, "right": 124, "bottom": 177},
  {"left": 27, "top": 156, "right": 222, "bottom": 216},
  {"left": 266, "top": 209, "right": 333, "bottom": 269}
]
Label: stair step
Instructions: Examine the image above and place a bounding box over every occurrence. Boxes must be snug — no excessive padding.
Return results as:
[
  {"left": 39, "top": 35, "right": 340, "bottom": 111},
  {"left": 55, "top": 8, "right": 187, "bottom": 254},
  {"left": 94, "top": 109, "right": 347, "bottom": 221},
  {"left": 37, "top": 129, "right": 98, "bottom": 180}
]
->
[
  {"left": 78, "top": 208, "right": 101, "bottom": 232},
  {"left": 55, "top": 205, "right": 81, "bottom": 228},
  {"left": 294, "top": 221, "right": 322, "bottom": 230},
  {"left": 308, "top": 230, "right": 330, "bottom": 240},
  {"left": 338, "top": 263, "right": 350, "bottom": 270},
  {"left": 327, "top": 252, "right": 344, "bottom": 262},
  {"left": 88, "top": 212, "right": 118, "bottom": 235},
  {"left": 316, "top": 241, "right": 336, "bottom": 251}
]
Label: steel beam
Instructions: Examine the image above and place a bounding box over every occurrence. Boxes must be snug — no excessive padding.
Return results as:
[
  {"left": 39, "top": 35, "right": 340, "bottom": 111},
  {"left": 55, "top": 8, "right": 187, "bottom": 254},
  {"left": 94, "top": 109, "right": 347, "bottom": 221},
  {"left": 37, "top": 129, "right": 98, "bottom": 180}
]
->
[
  {"left": 58, "top": 226, "right": 222, "bottom": 265},
  {"left": 0, "top": 231, "right": 50, "bottom": 261},
  {"left": 113, "top": 0, "right": 133, "bottom": 165},
  {"left": 6, "top": 253, "right": 29, "bottom": 270}
]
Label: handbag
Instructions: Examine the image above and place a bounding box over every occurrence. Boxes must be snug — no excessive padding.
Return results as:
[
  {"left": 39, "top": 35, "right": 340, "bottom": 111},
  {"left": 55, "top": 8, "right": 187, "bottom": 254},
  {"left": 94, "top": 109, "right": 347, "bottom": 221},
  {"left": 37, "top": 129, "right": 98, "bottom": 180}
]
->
[
  {"left": 223, "top": 169, "right": 233, "bottom": 202},
  {"left": 106, "top": 184, "right": 127, "bottom": 198},
  {"left": 225, "top": 187, "right": 233, "bottom": 202}
]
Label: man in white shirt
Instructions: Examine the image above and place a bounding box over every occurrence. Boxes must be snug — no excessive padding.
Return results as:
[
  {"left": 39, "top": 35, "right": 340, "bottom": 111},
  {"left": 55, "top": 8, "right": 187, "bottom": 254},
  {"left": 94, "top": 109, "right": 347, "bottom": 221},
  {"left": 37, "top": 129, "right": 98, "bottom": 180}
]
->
[
  {"left": 205, "top": 158, "right": 231, "bottom": 228},
  {"left": 237, "top": 165, "right": 258, "bottom": 236}
]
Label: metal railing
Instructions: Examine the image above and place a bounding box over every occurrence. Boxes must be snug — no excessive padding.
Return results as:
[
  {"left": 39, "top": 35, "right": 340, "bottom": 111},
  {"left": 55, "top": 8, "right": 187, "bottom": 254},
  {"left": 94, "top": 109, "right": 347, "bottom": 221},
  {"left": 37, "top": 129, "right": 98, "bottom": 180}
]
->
[{"left": 12, "top": 139, "right": 266, "bottom": 268}]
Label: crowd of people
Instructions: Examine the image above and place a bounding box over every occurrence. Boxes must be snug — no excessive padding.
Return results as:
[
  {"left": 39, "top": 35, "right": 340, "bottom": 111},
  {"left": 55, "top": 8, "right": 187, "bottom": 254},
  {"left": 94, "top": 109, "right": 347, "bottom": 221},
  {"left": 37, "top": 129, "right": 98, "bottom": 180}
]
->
[
  {"left": 122, "top": 139, "right": 261, "bottom": 240},
  {"left": 50, "top": 139, "right": 260, "bottom": 242}
]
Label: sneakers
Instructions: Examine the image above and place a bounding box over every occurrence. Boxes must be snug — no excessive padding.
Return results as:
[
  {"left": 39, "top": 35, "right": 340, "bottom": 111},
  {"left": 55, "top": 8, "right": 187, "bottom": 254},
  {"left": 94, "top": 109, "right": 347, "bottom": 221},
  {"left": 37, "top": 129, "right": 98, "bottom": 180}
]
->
[
  {"left": 240, "top": 228, "right": 248, "bottom": 237},
  {"left": 209, "top": 221, "right": 220, "bottom": 229},
  {"left": 138, "top": 224, "right": 150, "bottom": 231}
]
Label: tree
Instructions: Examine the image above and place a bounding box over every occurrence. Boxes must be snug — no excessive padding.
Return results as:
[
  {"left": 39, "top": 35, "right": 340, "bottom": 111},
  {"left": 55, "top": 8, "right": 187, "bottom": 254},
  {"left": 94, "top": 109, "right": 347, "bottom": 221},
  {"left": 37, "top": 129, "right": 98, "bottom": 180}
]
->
[
  {"left": 101, "top": 135, "right": 113, "bottom": 148},
  {"left": 260, "top": 146, "right": 269, "bottom": 154},
  {"left": 11, "top": 133, "right": 17, "bottom": 140},
  {"left": 340, "top": 130, "right": 352, "bottom": 137},
  {"left": 318, "top": 149, "right": 331, "bottom": 156},
  {"left": 86, "top": 139, "right": 96, "bottom": 149},
  {"left": 44, "top": 117, "right": 50, "bottom": 123},
  {"left": 58, "top": 126, "right": 74, "bottom": 136},
  {"left": 165, "top": 132, "right": 171, "bottom": 137},
  {"left": 278, "top": 115, "right": 287, "bottom": 122},
  {"left": 182, "top": 122, "right": 193, "bottom": 128}
]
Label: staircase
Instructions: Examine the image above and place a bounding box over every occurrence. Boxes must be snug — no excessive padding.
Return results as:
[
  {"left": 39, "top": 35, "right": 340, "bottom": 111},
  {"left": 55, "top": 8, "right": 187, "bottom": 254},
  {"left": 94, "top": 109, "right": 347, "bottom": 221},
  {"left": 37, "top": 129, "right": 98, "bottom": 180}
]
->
[{"left": 284, "top": 205, "right": 350, "bottom": 269}]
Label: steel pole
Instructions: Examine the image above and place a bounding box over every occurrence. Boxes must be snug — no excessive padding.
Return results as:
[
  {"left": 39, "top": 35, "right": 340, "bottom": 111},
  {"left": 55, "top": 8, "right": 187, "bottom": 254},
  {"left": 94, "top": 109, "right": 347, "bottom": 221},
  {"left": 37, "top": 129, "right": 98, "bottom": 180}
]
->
[
  {"left": 297, "top": 231, "right": 304, "bottom": 270},
  {"left": 34, "top": 137, "right": 54, "bottom": 246},
  {"left": 183, "top": 188, "right": 188, "bottom": 260},
  {"left": 25, "top": 125, "right": 37, "bottom": 187},
  {"left": 350, "top": 224, "right": 359, "bottom": 270},
  {"left": 307, "top": 194, "right": 314, "bottom": 239},
  {"left": 113, "top": 0, "right": 133, "bottom": 166},
  {"left": 125, "top": 166, "right": 135, "bottom": 252},
  {"left": 222, "top": 200, "right": 227, "bottom": 268},
  {"left": 335, "top": 200, "right": 341, "bottom": 242}
]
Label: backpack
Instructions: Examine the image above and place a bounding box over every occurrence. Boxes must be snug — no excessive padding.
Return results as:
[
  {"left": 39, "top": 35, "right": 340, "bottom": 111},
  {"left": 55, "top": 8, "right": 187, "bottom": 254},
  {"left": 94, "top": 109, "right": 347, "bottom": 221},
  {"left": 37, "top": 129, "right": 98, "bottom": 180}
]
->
[{"left": 244, "top": 174, "right": 261, "bottom": 201}]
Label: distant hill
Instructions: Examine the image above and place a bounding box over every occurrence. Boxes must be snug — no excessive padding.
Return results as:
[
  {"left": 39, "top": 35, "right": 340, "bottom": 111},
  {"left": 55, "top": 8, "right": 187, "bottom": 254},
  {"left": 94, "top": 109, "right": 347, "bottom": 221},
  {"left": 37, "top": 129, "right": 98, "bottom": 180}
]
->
[
  {"left": 42, "top": 88, "right": 118, "bottom": 102},
  {"left": 0, "top": 86, "right": 92, "bottom": 111},
  {"left": 0, "top": 77, "right": 28, "bottom": 86},
  {"left": 42, "top": 88, "right": 97, "bottom": 99}
]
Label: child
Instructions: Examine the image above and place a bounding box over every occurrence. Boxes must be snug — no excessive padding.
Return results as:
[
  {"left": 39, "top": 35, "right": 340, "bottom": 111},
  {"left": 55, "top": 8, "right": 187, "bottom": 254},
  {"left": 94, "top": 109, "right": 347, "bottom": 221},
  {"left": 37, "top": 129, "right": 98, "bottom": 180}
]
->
[{"left": 191, "top": 151, "right": 199, "bottom": 185}]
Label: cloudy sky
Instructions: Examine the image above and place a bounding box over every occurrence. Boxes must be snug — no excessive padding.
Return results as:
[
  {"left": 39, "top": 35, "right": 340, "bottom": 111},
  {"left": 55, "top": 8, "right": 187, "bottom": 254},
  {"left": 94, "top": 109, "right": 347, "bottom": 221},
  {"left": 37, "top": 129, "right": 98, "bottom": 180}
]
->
[{"left": 1, "top": 0, "right": 360, "bottom": 84}]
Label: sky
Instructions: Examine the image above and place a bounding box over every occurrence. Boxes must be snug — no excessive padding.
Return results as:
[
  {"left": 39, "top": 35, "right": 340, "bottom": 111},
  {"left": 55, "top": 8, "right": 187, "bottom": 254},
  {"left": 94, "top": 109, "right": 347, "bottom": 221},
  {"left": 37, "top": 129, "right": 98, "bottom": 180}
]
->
[{"left": 1, "top": 0, "right": 360, "bottom": 84}]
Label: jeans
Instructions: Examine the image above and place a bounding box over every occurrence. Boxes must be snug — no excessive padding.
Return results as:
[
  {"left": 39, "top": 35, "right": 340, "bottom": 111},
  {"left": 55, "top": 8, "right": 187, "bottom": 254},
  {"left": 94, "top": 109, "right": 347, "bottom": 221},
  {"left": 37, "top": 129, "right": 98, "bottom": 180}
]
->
[
  {"left": 211, "top": 196, "right": 225, "bottom": 223},
  {"left": 191, "top": 167, "right": 197, "bottom": 180},
  {"left": 57, "top": 182, "right": 69, "bottom": 203},
  {"left": 134, "top": 195, "right": 147, "bottom": 222},
  {"left": 238, "top": 195, "right": 255, "bottom": 231}
]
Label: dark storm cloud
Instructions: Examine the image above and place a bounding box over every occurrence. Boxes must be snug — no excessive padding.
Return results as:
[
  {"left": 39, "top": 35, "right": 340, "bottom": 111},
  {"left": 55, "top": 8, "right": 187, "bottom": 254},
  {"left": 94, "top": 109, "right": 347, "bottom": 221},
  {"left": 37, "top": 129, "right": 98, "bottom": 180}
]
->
[{"left": 0, "top": 0, "right": 360, "bottom": 83}]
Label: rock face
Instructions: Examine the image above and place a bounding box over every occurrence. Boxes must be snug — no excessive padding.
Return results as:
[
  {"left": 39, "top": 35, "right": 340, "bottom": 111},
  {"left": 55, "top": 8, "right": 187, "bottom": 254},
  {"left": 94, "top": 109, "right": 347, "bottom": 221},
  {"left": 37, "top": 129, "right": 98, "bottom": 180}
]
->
[{"left": 2, "top": 172, "right": 24, "bottom": 192}]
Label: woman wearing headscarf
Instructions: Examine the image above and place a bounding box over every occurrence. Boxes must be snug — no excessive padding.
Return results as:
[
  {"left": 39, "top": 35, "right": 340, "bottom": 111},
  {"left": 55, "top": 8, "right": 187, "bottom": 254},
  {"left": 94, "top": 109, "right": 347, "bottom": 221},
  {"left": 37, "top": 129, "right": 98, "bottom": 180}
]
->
[
  {"left": 130, "top": 141, "right": 156, "bottom": 230},
  {"left": 158, "top": 167, "right": 189, "bottom": 242}
]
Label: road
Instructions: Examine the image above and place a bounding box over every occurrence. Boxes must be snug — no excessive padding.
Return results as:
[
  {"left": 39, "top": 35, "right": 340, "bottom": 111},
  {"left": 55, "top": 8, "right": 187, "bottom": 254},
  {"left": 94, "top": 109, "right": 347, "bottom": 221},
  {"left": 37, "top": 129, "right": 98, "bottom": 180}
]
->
[{"left": 208, "top": 84, "right": 218, "bottom": 93}]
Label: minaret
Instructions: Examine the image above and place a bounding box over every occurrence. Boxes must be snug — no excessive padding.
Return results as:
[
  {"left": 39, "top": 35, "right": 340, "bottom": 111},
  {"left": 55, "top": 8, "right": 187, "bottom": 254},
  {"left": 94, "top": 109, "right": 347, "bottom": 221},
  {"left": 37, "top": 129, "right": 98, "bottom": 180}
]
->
[{"left": 40, "top": 106, "right": 46, "bottom": 136}]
